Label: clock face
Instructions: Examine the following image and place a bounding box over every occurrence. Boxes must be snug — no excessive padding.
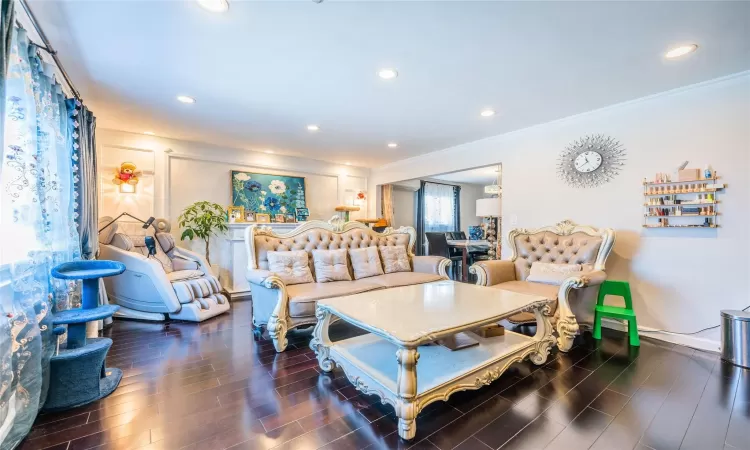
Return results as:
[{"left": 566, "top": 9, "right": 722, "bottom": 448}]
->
[
  {"left": 574, "top": 151, "right": 602, "bottom": 173},
  {"left": 557, "top": 134, "right": 625, "bottom": 188}
]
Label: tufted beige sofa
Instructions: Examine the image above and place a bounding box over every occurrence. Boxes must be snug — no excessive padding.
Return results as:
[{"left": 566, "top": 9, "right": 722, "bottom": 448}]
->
[
  {"left": 245, "top": 220, "right": 451, "bottom": 352},
  {"left": 470, "top": 220, "right": 615, "bottom": 352}
]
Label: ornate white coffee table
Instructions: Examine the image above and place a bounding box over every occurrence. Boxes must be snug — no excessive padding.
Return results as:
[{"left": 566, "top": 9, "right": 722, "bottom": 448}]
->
[{"left": 310, "top": 280, "right": 555, "bottom": 441}]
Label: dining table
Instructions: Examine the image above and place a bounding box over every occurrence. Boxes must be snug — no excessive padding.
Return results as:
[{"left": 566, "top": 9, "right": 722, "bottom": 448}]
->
[{"left": 446, "top": 239, "right": 491, "bottom": 282}]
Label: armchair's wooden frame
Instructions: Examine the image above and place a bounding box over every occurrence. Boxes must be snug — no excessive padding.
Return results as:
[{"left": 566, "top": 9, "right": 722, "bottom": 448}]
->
[{"left": 470, "top": 220, "right": 615, "bottom": 352}]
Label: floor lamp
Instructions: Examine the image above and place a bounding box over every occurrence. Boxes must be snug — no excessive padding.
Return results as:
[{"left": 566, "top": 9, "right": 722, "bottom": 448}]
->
[{"left": 476, "top": 197, "right": 502, "bottom": 259}]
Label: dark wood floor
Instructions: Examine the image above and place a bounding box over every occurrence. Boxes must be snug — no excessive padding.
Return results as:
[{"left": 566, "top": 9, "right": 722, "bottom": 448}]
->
[{"left": 20, "top": 300, "right": 749, "bottom": 450}]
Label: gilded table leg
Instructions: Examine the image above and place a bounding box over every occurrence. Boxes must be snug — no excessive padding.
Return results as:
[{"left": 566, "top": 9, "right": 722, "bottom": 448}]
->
[
  {"left": 310, "top": 306, "right": 334, "bottom": 372},
  {"left": 530, "top": 304, "right": 556, "bottom": 365},
  {"left": 395, "top": 348, "right": 420, "bottom": 440}
]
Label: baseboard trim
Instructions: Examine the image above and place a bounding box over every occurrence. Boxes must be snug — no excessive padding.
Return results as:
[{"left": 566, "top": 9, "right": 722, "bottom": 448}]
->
[{"left": 601, "top": 318, "right": 720, "bottom": 354}]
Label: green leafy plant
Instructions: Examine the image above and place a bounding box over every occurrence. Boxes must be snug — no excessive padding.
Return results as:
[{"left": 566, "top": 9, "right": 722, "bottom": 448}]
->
[{"left": 178, "top": 201, "right": 228, "bottom": 265}]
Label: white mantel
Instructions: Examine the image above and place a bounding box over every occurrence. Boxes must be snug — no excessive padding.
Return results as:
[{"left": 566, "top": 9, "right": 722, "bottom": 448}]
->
[{"left": 222, "top": 222, "right": 301, "bottom": 297}]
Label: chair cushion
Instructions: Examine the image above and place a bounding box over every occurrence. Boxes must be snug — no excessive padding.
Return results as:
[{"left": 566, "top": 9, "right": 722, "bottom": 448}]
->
[
  {"left": 167, "top": 270, "right": 204, "bottom": 282},
  {"left": 312, "top": 249, "right": 352, "bottom": 283},
  {"left": 379, "top": 246, "right": 411, "bottom": 274},
  {"left": 490, "top": 280, "right": 559, "bottom": 323},
  {"left": 286, "top": 280, "right": 381, "bottom": 317},
  {"left": 366, "top": 272, "right": 444, "bottom": 289},
  {"left": 267, "top": 250, "right": 314, "bottom": 285},
  {"left": 349, "top": 247, "right": 384, "bottom": 279},
  {"left": 526, "top": 262, "right": 582, "bottom": 285}
]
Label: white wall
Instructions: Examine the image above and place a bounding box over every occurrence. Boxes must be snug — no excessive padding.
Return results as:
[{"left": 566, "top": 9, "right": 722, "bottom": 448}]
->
[
  {"left": 370, "top": 72, "right": 750, "bottom": 351},
  {"left": 392, "top": 187, "right": 416, "bottom": 229},
  {"left": 97, "top": 129, "right": 370, "bottom": 272}
]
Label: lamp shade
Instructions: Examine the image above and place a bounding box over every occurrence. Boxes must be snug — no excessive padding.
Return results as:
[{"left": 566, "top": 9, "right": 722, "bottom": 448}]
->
[{"left": 476, "top": 197, "right": 501, "bottom": 217}]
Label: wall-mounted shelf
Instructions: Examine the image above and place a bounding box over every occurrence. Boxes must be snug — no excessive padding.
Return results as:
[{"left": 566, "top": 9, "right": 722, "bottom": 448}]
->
[
  {"left": 643, "top": 201, "right": 719, "bottom": 207},
  {"left": 644, "top": 213, "right": 720, "bottom": 217},
  {"left": 643, "top": 224, "right": 720, "bottom": 229},
  {"left": 643, "top": 177, "right": 721, "bottom": 186},
  {"left": 643, "top": 172, "right": 725, "bottom": 229}
]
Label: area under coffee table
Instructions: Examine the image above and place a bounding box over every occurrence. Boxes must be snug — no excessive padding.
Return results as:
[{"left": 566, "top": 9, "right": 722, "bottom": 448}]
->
[{"left": 310, "top": 280, "right": 556, "bottom": 441}]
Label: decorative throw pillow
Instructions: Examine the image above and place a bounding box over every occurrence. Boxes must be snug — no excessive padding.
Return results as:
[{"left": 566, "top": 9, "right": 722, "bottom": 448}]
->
[
  {"left": 312, "top": 249, "right": 352, "bottom": 283},
  {"left": 379, "top": 246, "right": 411, "bottom": 274},
  {"left": 348, "top": 247, "right": 384, "bottom": 280},
  {"left": 267, "top": 250, "right": 315, "bottom": 285},
  {"left": 527, "top": 262, "right": 582, "bottom": 285}
]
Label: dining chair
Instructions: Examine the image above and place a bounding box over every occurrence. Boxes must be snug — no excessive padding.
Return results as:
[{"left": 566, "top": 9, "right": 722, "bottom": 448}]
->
[{"left": 425, "top": 232, "right": 463, "bottom": 280}]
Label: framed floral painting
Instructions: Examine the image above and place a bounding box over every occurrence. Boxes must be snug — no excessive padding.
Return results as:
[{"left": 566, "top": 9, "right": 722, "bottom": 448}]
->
[{"left": 231, "top": 171, "right": 307, "bottom": 217}]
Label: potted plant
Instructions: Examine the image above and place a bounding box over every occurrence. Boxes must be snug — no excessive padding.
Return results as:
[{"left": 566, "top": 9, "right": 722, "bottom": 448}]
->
[{"left": 177, "top": 201, "right": 228, "bottom": 267}]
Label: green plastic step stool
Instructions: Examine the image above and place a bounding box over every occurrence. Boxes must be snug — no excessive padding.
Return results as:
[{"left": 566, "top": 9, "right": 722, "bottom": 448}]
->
[{"left": 593, "top": 280, "right": 640, "bottom": 347}]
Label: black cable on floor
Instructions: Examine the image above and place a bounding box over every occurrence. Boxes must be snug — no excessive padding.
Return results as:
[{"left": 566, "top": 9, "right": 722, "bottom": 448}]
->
[{"left": 638, "top": 304, "right": 749, "bottom": 336}]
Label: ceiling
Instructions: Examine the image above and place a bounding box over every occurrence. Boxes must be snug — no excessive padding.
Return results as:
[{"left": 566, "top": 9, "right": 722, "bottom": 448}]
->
[
  {"left": 432, "top": 166, "right": 500, "bottom": 186},
  {"left": 29, "top": 0, "right": 750, "bottom": 168}
]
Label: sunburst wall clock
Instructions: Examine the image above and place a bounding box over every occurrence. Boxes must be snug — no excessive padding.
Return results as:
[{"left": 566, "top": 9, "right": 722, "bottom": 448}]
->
[{"left": 557, "top": 134, "right": 626, "bottom": 188}]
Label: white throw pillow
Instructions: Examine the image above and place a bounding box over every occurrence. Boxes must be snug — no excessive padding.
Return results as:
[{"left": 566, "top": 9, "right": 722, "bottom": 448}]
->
[
  {"left": 348, "top": 247, "right": 384, "bottom": 280},
  {"left": 267, "top": 250, "right": 314, "bottom": 285},
  {"left": 312, "top": 249, "right": 352, "bottom": 283},
  {"left": 527, "top": 262, "right": 582, "bottom": 285},
  {"left": 379, "top": 246, "right": 411, "bottom": 274}
]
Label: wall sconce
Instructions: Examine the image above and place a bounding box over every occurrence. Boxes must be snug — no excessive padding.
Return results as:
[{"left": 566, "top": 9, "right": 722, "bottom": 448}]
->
[{"left": 119, "top": 183, "right": 136, "bottom": 194}]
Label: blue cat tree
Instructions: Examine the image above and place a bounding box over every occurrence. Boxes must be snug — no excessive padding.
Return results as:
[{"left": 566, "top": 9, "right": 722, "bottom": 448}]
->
[{"left": 44, "top": 260, "right": 126, "bottom": 412}]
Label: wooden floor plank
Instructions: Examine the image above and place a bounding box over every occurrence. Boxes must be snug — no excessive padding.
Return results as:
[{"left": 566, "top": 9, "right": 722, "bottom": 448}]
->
[{"left": 19, "top": 301, "right": 743, "bottom": 450}]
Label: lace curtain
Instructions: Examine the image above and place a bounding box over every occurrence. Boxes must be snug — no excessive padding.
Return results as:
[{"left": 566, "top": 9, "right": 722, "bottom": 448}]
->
[{"left": 0, "top": 26, "right": 81, "bottom": 449}]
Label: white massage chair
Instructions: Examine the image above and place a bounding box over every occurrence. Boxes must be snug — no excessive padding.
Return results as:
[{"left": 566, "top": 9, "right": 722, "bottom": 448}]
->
[{"left": 97, "top": 217, "right": 230, "bottom": 322}]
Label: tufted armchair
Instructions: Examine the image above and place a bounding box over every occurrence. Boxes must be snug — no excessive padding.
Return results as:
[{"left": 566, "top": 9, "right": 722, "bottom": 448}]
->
[
  {"left": 245, "top": 220, "right": 451, "bottom": 352},
  {"left": 469, "top": 220, "right": 615, "bottom": 352}
]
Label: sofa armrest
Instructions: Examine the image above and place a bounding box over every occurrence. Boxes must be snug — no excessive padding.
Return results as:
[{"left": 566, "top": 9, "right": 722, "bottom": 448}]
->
[
  {"left": 412, "top": 256, "right": 450, "bottom": 279},
  {"left": 246, "top": 269, "right": 280, "bottom": 287},
  {"left": 247, "top": 270, "right": 290, "bottom": 352},
  {"left": 555, "top": 270, "right": 608, "bottom": 352},
  {"left": 469, "top": 260, "right": 517, "bottom": 286},
  {"left": 576, "top": 270, "right": 607, "bottom": 287}
]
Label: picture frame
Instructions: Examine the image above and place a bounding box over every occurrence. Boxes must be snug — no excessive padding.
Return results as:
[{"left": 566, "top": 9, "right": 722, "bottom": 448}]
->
[
  {"left": 231, "top": 170, "right": 307, "bottom": 217},
  {"left": 244, "top": 211, "right": 255, "bottom": 222},
  {"left": 274, "top": 214, "right": 286, "bottom": 223},
  {"left": 295, "top": 207, "right": 310, "bottom": 222},
  {"left": 285, "top": 213, "right": 296, "bottom": 223},
  {"left": 256, "top": 213, "right": 271, "bottom": 224},
  {"left": 227, "top": 206, "right": 244, "bottom": 223}
]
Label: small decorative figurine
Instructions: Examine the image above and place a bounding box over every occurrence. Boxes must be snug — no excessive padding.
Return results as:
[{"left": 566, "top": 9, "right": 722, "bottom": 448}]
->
[{"left": 113, "top": 162, "right": 140, "bottom": 186}]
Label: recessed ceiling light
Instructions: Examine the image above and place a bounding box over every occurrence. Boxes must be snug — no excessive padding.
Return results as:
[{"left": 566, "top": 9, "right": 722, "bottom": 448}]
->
[
  {"left": 177, "top": 95, "right": 196, "bottom": 104},
  {"left": 378, "top": 68, "right": 398, "bottom": 80},
  {"left": 387, "top": 142, "right": 398, "bottom": 148},
  {"left": 143, "top": 131, "right": 155, "bottom": 136},
  {"left": 197, "top": 0, "right": 229, "bottom": 13},
  {"left": 665, "top": 44, "right": 698, "bottom": 59},
  {"left": 307, "top": 124, "right": 320, "bottom": 132},
  {"left": 264, "top": 150, "right": 274, "bottom": 154},
  {"left": 345, "top": 162, "right": 352, "bottom": 166},
  {"left": 480, "top": 109, "right": 496, "bottom": 117}
]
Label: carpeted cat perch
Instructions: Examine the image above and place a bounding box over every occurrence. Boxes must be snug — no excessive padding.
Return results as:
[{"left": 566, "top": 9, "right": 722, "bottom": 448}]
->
[{"left": 43, "top": 260, "right": 126, "bottom": 412}]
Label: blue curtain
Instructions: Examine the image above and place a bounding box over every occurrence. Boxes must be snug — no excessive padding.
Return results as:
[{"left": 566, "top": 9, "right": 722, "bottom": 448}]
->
[{"left": 0, "top": 25, "right": 81, "bottom": 449}]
